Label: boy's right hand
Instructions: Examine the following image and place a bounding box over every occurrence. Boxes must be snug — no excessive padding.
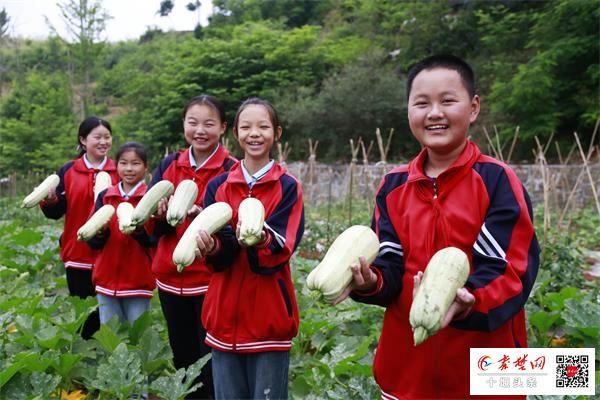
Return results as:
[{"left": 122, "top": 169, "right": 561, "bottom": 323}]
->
[{"left": 332, "top": 256, "right": 378, "bottom": 305}]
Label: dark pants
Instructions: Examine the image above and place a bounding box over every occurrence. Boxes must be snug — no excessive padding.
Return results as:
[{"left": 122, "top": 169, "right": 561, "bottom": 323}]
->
[
  {"left": 212, "top": 349, "right": 289, "bottom": 400},
  {"left": 158, "top": 290, "right": 214, "bottom": 399},
  {"left": 65, "top": 268, "right": 100, "bottom": 340}
]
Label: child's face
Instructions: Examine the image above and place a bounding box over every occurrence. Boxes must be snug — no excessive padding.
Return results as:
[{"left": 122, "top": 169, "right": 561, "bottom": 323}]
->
[
  {"left": 80, "top": 125, "right": 112, "bottom": 161},
  {"left": 234, "top": 104, "right": 282, "bottom": 164},
  {"left": 117, "top": 150, "right": 147, "bottom": 187},
  {"left": 408, "top": 67, "right": 479, "bottom": 156},
  {"left": 183, "top": 104, "right": 226, "bottom": 156}
]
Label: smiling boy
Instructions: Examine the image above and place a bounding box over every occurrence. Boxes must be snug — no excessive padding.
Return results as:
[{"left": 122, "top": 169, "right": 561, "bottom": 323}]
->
[{"left": 335, "top": 55, "right": 540, "bottom": 399}]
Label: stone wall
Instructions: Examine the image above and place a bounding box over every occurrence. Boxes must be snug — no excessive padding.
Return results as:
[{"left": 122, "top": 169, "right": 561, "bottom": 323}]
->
[{"left": 285, "top": 162, "right": 600, "bottom": 210}]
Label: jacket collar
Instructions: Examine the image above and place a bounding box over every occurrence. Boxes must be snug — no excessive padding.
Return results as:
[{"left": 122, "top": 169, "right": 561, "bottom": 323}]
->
[
  {"left": 83, "top": 154, "right": 107, "bottom": 169},
  {"left": 407, "top": 140, "right": 481, "bottom": 183},
  {"left": 104, "top": 182, "right": 147, "bottom": 200},
  {"left": 178, "top": 144, "right": 231, "bottom": 171},
  {"left": 226, "top": 160, "right": 286, "bottom": 186},
  {"left": 73, "top": 156, "right": 117, "bottom": 173}
]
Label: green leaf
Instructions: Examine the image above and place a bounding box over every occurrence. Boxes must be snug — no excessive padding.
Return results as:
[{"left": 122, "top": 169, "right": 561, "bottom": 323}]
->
[
  {"left": 136, "top": 328, "right": 171, "bottom": 375},
  {"left": 529, "top": 310, "right": 561, "bottom": 333},
  {"left": 18, "top": 351, "right": 56, "bottom": 373},
  {"left": 93, "top": 322, "right": 123, "bottom": 352},
  {"left": 128, "top": 311, "right": 152, "bottom": 346},
  {"left": 89, "top": 342, "right": 145, "bottom": 398},
  {"left": 333, "top": 334, "right": 375, "bottom": 376},
  {"left": 28, "top": 371, "right": 61, "bottom": 398},
  {"left": 54, "top": 353, "right": 82, "bottom": 379},
  {"left": 0, "top": 362, "right": 25, "bottom": 389},
  {"left": 36, "top": 325, "right": 63, "bottom": 349},
  {"left": 562, "top": 295, "right": 600, "bottom": 334},
  {"left": 544, "top": 286, "right": 580, "bottom": 311},
  {"left": 150, "top": 354, "right": 209, "bottom": 400},
  {"left": 11, "top": 229, "right": 44, "bottom": 247}
]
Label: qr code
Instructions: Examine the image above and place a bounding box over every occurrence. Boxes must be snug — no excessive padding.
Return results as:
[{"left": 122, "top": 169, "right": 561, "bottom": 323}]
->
[{"left": 555, "top": 355, "right": 589, "bottom": 388}]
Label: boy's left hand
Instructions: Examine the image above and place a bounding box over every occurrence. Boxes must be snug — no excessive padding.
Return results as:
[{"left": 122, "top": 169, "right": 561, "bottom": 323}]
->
[{"left": 412, "top": 272, "right": 475, "bottom": 328}]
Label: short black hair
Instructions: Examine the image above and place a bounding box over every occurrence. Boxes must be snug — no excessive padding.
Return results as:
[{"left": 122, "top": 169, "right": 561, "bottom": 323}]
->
[
  {"left": 406, "top": 54, "right": 476, "bottom": 100},
  {"left": 116, "top": 141, "right": 148, "bottom": 166}
]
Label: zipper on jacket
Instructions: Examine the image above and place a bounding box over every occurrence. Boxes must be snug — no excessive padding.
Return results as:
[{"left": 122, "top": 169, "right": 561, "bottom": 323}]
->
[
  {"left": 232, "top": 187, "right": 253, "bottom": 351},
  {"left": 432, "top": 179, "right": 438, "bottom": 199}
]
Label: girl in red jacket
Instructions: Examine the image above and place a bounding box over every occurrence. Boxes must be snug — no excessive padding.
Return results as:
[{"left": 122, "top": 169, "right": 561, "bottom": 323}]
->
[
  {"left": 197, "top": 98, "right": 304, "bottom": 400},
  {"left": 150, "top": 94, "right": 236, "bottom": 399},
  {"left": 41, "top": 117, "right": 118, "bottom": 339},
  {"left": 87, "top": 142, "right": 156, "bottom": 324}
]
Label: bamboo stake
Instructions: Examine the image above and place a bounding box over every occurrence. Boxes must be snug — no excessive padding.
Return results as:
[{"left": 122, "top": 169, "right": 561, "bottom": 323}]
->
[
  {"left": 534, "top": 136, "right": 551, "bottom": 237},
  {"left": 483, "top": 127, "right": 501, "bottom": 159},
  {"left": 374, "top": 128, "right": 394, "bottom": 164},
  {"left": 277, "top": 142, "right": 291, "bottom": 166},
  {"left": 506, "top": 126, "right": 520, "bottom": 165},
  {"left": 375, "top": 128, "right": 386, "bottom": 164},
  {"left": 543, "top": 132, "right": 555, "bottom": 157},
  {"left": 348, "top": 138, "right": 362, "bottom": 226},
  {"left": 308, "top": 138, "right": 318, "bottom": 202},
  {"left": 558, "top": 135, "right": 598, "bottom": 226},
  {"left": 574, "top": 132, "right": 600, "bottom": 217},
  {"left": 555, "top": 142, "right": 564, "bottom": 165},
  {"left": 360, "top": 139, "right": 374, "bottom": 215},
  {"left": 493, "top": 125, "right": 504, "bottom": 162},
  {"left": 384, "top": 128, "right": 395, "bottom": 162},
  {"left": 563, "top": 144, "right": 577, "bottom": 165}
]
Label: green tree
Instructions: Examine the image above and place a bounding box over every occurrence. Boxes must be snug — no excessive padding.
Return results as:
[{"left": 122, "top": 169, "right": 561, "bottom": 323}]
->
[
  {"left": 51, "top": 0, "right": 111, "bottom": 118},
  {"left": 211, "top": 0, "right": 335, "bottom": 28},
  {"left": 278, "top": 53, "right": 410, "bottom": 161},
  {"left": 98, "top": 21, "right": 370, "bottom": 164},
  {"left": 0, "top": 72, "right": 75, "bottom": 174},
  {"left": 157, "top": 0, "right": 175, "bottom": 17},
  {"left": 0, "top": 7, "right": 9, "bottom": 39},
  {"left": 481, "top": 0, "right": 599, "bottom": 152}
]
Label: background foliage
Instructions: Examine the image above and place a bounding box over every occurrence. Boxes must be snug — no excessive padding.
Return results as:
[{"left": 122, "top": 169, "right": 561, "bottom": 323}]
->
[{"left": 0, "top": 0, "right": 598, "bottom": 171}]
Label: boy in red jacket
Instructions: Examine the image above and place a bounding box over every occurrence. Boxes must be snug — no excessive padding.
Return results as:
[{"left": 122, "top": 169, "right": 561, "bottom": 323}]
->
[{"left": 335, "top": 55, "right": 540, "bottom": 399}]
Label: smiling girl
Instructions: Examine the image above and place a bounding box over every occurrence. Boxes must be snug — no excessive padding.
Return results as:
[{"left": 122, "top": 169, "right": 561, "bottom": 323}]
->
[
  {"left": 41, "top": 117, "right": 119, "bottom": 339},
  {"left": 86, "top": 142, "right": 156, "bottom": 325},
  {"left": 197, "top": 98, "right": 305, "bottom": 400},
  {"left": 149, "top": 94, "right": 236, "bottom": 399}
]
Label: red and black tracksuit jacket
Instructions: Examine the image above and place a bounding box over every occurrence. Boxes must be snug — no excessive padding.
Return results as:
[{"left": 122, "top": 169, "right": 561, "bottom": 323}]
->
[
  {"left": 149, "top": 146, "right": 236, "bottom": 296},
  {"left": 201, "top": 161, "right": 304, "bottom": 353},
  {"left": 350, "top": 141, "right": 540, "bottom": 400},
  {"left": 41, "top": 157, "right": 118, "bottom": 270},
  {"left": 87, "top": 184, "right": 156, "bottom": 298}
]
